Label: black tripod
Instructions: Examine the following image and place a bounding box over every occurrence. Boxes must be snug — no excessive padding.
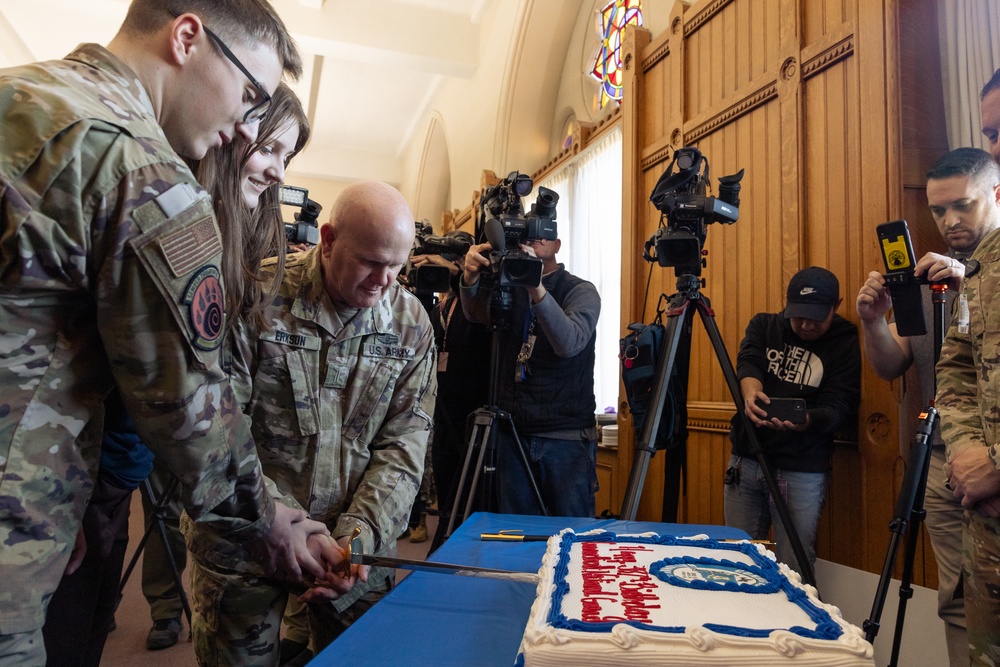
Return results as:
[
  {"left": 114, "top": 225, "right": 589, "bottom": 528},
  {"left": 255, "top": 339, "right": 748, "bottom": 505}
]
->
[
  {"left": 863, "top": 283, "right": 948, "bottom": 664},
  {"left": 620, "top": 273, "right": 816, "bottom": 586},
  {"left": 444, "top": 288, "right": 548, "bottom": 539},
  {"left": 116, "top": 473, "right": 192, "bottom": 628}
]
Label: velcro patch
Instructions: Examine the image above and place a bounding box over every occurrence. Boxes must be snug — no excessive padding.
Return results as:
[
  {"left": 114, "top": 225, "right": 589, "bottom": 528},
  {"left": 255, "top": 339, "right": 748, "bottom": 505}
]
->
[
  {"left": 160, "top": 217, "right": 224, "bottom": 277},
  {"left": 260, "top": 330, "right": 322, "bottom": 350},
  {"left": 376, "top": 333, "right": 400, "bottom": 345},
  {"left": 362, "top": 342, "right": 415, "bottom": 360},
  {"left": 184, "top": 266, "right": 224, "bottom": 351}
]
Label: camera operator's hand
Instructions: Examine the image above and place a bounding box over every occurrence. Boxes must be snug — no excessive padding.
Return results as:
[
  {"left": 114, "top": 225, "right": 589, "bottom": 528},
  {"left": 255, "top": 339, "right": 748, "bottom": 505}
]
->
[
  {"left": 914, "top": 251, "right": 964, "bottom": 291},
  {"left": 855, "top": 271, "right": 892, "bottom": 323},
  {"left": 463, "top": 242, "right": 493, "bottom": 286}
]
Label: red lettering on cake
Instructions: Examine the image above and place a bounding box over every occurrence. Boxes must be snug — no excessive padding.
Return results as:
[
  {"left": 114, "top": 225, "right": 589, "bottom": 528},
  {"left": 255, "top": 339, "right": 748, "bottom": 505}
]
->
[{"left": 575, "top": 541, "right": 664, "bottom": 623}]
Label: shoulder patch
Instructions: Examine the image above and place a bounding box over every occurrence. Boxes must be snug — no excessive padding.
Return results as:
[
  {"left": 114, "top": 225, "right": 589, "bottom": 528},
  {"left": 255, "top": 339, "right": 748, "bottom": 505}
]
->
[
  {"left": 184, "top": 266, "right": 224, "bottom": 350},
  {"left": 160, "top": 216, "right": 224, "bottom": 278}
]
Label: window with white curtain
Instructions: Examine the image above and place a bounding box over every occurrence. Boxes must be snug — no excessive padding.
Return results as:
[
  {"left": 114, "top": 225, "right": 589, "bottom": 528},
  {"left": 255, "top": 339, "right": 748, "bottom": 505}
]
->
[{"left": 535, "top": 125, "right": 622, "bottom": 414}]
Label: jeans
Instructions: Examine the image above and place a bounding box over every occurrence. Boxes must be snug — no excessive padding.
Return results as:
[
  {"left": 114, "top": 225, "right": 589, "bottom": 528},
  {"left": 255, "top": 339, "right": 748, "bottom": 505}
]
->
[
  {"left": 496, "top": 433, "right": 597, "bottom": 518},
  {"left": 723, "top": 453, "right": 827, "bottom": 574}
]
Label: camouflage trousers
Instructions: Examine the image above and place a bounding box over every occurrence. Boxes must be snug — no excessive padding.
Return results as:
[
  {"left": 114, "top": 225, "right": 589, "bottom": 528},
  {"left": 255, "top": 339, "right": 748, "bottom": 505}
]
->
[
  {"left": 964, "top": 511, "right": 1000, "bottom": 665},
  {"left": 0, "top": 628, "right": 44, "bottom": 665},
  {"left": 190, "top": 559, "right": 388, "bottom": 666}
]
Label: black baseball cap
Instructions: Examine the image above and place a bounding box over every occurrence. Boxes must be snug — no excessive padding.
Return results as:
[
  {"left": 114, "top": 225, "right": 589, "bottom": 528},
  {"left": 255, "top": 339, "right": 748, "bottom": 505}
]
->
[{"left": 783, "top": 266, "right": 839, "bottom": 320}]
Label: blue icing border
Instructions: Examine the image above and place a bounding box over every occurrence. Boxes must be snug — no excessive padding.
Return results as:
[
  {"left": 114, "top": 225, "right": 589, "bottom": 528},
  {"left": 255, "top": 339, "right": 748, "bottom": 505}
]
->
[{"left": 546, "top": 531, "right": 843, "bottom": 641}]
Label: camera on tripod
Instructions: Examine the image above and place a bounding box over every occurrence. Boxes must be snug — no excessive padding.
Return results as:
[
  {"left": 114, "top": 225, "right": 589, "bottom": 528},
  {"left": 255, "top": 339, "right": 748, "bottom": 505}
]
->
[
  {"left": 480, "top": 171, "right": 559, "bottom": 288},
  {"left": 644, "top": 147, "right": 744, "bottom": 276},
  {"left": 400, "top": 221, "right": 472, "bottom": 295},
  {"left": 281, "top": 185, "right": 322, "bottom": 246}
]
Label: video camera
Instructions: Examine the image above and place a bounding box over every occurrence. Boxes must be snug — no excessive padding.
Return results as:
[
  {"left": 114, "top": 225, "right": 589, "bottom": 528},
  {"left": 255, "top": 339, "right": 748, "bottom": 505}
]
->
[
  {"left": 644, "top": 147, "right": 744, "bottom": 276},
  {"left": 280, "top": 185, "right": 321, "bottom": 246},
  {"left": 480, "top": 171, "right": 559, "bottom": 288},
  {"left": 400, "top": 221, "right": 472, "bottom": 295}
]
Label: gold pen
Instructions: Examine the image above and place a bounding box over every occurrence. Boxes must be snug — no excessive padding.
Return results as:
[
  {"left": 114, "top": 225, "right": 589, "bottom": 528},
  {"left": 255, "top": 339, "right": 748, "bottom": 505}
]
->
[{"left": 480, "top": 530, "right": 551, "bottom": 542}]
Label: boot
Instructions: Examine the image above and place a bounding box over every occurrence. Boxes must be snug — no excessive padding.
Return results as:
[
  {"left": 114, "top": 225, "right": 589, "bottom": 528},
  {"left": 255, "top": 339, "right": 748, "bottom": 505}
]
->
[{"left": 409, "top": 513, "right": 428, "bottom": 543}]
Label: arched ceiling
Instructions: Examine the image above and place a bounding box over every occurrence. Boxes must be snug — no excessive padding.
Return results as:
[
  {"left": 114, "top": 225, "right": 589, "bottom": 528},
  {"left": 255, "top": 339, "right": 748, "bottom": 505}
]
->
[{"left": 0, "top": 0, "right": 493, "bottom": 187}]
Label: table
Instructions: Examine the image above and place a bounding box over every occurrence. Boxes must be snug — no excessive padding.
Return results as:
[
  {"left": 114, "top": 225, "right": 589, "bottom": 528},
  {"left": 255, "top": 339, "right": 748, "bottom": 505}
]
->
[{"left": 313, "top": 512, "right": 748, "bottom": 666}]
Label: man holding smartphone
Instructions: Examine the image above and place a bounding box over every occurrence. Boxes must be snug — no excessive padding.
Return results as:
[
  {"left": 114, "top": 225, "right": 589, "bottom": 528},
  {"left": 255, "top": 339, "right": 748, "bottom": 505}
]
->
[
  {"left": 856, "top": 147, "right": 998, "bottom": 666},
  {"left": 724, "top": 267, "right": 861, "bottom": 574}
]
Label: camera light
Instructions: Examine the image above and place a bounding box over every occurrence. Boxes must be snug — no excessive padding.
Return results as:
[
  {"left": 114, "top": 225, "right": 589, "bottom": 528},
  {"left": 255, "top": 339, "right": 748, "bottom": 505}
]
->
[{"left": 280, "top": 185, "right": 308, "bottom": 207}]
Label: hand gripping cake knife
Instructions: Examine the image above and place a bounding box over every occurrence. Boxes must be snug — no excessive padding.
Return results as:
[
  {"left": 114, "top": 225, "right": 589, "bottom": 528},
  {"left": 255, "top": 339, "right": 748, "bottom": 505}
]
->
[{"left": 344, "top": 528, "right": 538, "bottom": 584}]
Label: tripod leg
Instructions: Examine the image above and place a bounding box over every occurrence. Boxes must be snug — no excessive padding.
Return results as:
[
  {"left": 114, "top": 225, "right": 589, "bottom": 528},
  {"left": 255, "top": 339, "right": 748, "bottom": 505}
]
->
[
  {"left": 446, "top": 416, "right": 483, "bottom": 537},
  {"left": 860, "top": 408, "right": 935, "bottom": 658},
  {"left": 495, "top": 411, "right": 549, "bottom": 516},
  {"left": 117, "top": 477, "right": 192, "bottom": 628},
  {"left": 620, "top": 297, "right": 695, "bottom": 520},
  {"left": 694, "top": 299, "right": 816, "bottom": 587}
]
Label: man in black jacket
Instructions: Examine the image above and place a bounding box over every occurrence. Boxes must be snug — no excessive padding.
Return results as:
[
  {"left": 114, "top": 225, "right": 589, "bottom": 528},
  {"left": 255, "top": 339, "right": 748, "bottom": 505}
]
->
[
  {"left": 461, "top": 234, "right": 601, "bottom": 517},
  {"left": 724, "top": 266, "right": 861, "bottom": 572}
]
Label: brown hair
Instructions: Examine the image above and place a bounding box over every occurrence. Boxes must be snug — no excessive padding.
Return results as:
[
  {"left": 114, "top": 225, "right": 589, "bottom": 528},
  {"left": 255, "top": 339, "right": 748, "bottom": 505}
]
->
[
  {"left": 121, "top": 0, "right": 302, "bottom": 79},
  {"left": 195, "top": 82, "right": 310, "bottom": 332}
]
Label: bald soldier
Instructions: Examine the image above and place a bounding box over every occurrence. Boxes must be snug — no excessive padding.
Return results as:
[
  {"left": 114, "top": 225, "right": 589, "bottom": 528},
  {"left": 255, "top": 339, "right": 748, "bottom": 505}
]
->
[
  {"left": 0, "top": 2, "right": 333, "bottom": 663},
  {"left": 184, "top": 181, "right": 437, "bottom": 665}
]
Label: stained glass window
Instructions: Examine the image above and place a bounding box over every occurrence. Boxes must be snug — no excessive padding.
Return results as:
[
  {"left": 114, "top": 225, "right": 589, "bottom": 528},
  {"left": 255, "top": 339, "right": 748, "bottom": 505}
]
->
[
  {"left": 590, "top": 0, "right": 643, "bottom": 109},
  {"left": 561, "top": 116, "right": 578, "bottom": 151}
]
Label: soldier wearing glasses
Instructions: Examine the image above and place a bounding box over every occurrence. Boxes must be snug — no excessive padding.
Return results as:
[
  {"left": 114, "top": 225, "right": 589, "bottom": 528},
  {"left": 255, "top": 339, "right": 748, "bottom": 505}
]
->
[{"left": 0, "top": 2, "right": 340, "bottom": 663}]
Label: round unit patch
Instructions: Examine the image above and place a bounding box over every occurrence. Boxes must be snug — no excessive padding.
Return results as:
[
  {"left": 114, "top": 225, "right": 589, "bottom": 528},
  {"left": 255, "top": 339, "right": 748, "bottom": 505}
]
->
[{"left": 184, "top": 266, "right": 224, "bottom": 350}]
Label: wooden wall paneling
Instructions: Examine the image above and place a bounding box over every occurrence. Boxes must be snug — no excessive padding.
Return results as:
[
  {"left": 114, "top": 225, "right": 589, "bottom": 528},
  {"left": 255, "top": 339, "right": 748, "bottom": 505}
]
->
[
  {"left": 614, "top": 0, "right": 949, "bottom": 582},
  {"left": 854, "top": 0, "right": 903, "bottom": 577}
]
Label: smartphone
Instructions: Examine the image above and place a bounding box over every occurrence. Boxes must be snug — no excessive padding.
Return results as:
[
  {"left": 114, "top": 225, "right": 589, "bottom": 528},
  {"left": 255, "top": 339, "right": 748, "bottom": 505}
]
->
[
  {"left": 755, "top": 397, "right": 807, "bottom": 424},
  {"left": 877, "top": 219, "right": 916, "bottom": 273},
  {"left": 875, "top": 219, "right": 927, "bottom": 337}
]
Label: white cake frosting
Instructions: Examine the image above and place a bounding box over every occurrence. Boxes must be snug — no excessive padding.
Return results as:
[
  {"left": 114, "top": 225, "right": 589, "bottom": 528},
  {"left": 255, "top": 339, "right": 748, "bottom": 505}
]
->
[{"left": 517, "top": 529, "right": 875, "bottom": 666}]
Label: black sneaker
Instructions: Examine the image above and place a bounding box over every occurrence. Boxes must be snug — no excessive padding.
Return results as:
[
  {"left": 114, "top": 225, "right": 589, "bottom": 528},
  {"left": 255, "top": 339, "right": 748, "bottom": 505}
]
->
[
  {"left": 279, "top": 638, "right": 309, "bottom": 665},
  {"left": 145, "top": 617, "right": 182, "bottom": 650},
  {"left": 284, "top": 648, "right": 314, "bottom": 667}
]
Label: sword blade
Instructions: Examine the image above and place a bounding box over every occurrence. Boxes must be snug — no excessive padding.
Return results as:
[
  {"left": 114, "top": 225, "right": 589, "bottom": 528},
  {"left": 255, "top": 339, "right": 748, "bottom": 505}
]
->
[{"left": 353, "top": 554, "right": 538, "bottom": 584}]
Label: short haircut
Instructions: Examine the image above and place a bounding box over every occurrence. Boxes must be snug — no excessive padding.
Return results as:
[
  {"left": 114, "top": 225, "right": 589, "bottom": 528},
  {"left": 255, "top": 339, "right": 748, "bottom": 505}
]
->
[
  {"left": 982, "top": 67, "right": 1000, "bottom": 100},
  {"left": 926, "top": 147, "right": 1000, "bottom": 187},
  {"left": 121, "top": 0, "right": 301, "bottom": 79}
]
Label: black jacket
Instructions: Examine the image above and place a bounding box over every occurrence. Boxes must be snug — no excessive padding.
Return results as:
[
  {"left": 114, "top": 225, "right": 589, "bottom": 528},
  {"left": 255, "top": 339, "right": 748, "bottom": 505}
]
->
[{"left": 729, "top": 312, "right": 860, "bottom": 471}]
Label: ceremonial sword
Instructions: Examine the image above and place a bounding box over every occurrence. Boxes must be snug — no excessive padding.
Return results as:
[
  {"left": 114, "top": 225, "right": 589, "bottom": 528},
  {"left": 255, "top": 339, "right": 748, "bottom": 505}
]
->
[{"left": 343, "top": 527, "right": 539, "bottom": 584}]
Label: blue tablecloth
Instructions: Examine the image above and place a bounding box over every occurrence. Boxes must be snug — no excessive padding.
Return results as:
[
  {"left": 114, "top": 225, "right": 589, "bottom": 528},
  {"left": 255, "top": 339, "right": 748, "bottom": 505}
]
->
[{"left": 312, "top": 512, "right": 748, "bottom": 666}]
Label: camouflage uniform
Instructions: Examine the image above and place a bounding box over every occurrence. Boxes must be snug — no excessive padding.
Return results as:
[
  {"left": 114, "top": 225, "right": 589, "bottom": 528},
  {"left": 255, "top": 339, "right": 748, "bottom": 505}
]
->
[
  {"left": 185, "top": 247, "right": 436, "bottom": 665},
  {"left": 0, "top": 46, "right": 274, "bottom": 661},
  {"left": 937, "top": 225, "right": 1000, "bottom": 665}
]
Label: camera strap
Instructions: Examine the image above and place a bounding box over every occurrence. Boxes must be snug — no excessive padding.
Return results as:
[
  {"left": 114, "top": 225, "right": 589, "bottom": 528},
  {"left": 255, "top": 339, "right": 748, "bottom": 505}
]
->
[
  {"left": 516, "top": 314, "right": 537, "bottom": 382},
  {"left": 437, "top": 296, "right": 458, "bottom": 372}
]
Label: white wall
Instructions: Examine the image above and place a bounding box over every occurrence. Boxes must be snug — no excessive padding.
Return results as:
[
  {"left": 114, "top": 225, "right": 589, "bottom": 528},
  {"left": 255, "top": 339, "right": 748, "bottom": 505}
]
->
[{"left": 399, "top": 0, "right": 680, "bottom": 225}]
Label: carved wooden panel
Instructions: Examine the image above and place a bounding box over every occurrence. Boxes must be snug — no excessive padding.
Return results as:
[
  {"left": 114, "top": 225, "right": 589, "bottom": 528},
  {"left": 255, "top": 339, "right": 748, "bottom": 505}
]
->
[{"left": 619, "top": 0, "right": 945, "bottom": 584}]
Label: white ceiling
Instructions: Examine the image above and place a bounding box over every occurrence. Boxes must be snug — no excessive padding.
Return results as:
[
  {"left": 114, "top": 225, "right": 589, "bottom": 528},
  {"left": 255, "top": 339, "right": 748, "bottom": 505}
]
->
[{"left": 0, "top": 0, "right": 495, "bottom": 186}]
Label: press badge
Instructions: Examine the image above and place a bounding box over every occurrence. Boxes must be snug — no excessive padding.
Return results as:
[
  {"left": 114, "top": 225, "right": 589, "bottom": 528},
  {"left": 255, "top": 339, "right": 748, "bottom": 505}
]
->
[{"left": 958, "top": 293, "right": 969, "bottom": 334}]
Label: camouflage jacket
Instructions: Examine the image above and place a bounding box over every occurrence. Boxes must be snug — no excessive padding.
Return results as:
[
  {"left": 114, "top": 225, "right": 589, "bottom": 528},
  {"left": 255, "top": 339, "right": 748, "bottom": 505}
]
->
[
  {"left": 0, "top": 45, "right": 271, "bottom": 633},
  {"left": 937, "top": 225, "right": 1000, "bottom": 471},
  {"left": 186, "top": 247, "right": 436, "bottom": 610}
]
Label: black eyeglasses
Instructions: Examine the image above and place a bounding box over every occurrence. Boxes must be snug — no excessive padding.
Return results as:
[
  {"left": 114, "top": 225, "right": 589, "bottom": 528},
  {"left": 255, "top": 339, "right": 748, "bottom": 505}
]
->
[{"left": 171, "top": 11, "right": 271, "bottom": 123}]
